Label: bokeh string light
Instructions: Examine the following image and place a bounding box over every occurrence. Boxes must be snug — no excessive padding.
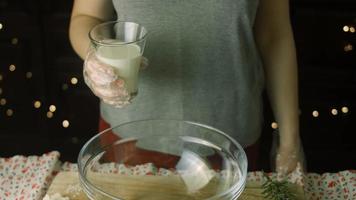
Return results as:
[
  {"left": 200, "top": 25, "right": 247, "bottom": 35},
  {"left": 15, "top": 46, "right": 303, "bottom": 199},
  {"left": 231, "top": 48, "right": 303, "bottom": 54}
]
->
[
  {"left": 9, "top": 64, "right": 16, "bottom": 72},
  {"left": 312, "top": 110, "right": 319, "bottom": 118},
  {"left": 26, "top": 72, "right": 32, "bottom": 79},
  {"left": 343, "top": 25, "right": 350, "bottom": 32},
  {"left": 0, "top": 98, "right": 6, "bottom": 106},
  {"left": 49, "top": 105, "right": 56, "bottom": 112},
  {"left": 0, "top": 66, "right": 80, "bottom": 129},
  {"left": 11, "top": 37, "right": 18, "bottom": 45},
  {"left": 341, "top": 106, "right": 349, "bottom": 114},
  {"left": 350, "top": 26, "right": 355, "bottom": 33},
  {"left": 343, "top": 25, "right": 355, "bottom": 33},
  {"left": 62, "top": 120, "right": 70, "bottom": 128},
  {"left": 331, "top": 108, "right": 338, "bottom": 116},
  {"left": 344, "top": 44, "right": 353, "bottom": 52},
  {"left": 34, "top": 101, "right": 41, "bottom": 109},
  {"left": 62, "top": 83, "right": 69, "bottom": 91},
  {"left": 47, "top": 111, "right": 54, "bottom": 118},
  {"left": 71, "top": 77, "right": 78, "bottom": 85},
  {"left": 0, "top": 21, "right": 80, "bottom": 131},
  {"left": 271, "top": 122, "right": 278, "bottom": 129},
  {"left": 6, "top": 109, "right": 13, "bottom": 117},
  {"left": 269, "top": 106, "right": 352, "bottom": 129}
]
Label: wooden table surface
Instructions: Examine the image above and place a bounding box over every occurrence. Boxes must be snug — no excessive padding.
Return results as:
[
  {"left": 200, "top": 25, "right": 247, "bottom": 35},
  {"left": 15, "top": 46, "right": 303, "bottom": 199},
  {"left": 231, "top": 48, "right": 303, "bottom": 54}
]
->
[{"left": 47, "top": 171, "right": 305, "bottom": 200}]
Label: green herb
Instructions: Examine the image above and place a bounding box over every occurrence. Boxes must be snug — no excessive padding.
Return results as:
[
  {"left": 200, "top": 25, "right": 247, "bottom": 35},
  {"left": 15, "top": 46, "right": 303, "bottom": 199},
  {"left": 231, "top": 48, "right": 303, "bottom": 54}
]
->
[{"left": 261, "top": 173, "right": 296, "bottom": 200}]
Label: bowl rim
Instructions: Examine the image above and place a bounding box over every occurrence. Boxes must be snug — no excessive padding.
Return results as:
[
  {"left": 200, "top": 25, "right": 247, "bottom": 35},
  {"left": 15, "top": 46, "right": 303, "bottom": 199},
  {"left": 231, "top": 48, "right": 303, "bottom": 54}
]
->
[{"left": 77, "top": 119, "right": 248, "bottom": 200}]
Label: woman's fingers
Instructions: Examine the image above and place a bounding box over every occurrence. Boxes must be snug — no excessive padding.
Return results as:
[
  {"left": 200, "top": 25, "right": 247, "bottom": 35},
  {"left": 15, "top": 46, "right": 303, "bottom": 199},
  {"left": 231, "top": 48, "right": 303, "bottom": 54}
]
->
[
  {"left": 90, "top": 79, "right": 127, "bottom": 97},
  {"left": 90, "top": 80, "right": 131, "bottom": 108},
  {"left": 84, "top": 52, "right": 117, "bottom": 85},
  {"left": 83, "top": 50, "right": 133, "bottom": 107}
]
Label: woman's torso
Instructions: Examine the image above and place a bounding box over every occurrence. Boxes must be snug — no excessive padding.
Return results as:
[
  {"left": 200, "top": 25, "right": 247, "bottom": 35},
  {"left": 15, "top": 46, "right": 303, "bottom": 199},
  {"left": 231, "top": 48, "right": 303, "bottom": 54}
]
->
[{"left": 101, "top": 0, "right": 264, "bottom": 147}]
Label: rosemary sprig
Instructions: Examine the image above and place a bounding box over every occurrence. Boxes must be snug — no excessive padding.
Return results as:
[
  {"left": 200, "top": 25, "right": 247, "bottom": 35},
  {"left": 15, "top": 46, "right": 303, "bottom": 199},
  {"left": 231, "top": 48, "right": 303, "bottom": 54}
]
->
[{"left": 261, "top": 172, "right": 296, "bottom": 200}]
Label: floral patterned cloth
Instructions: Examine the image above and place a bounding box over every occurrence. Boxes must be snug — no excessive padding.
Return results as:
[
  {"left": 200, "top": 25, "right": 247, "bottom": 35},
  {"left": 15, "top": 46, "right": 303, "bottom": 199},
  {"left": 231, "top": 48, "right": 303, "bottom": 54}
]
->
[
  {"left": 304, "top": 170, "right": 356, "bottom": 200},
  {"left": 0, "top": 152, "right": 60, "bottom": 200},
  {"left": 1, "top": 152, "right": 355, "bottom": 200}
]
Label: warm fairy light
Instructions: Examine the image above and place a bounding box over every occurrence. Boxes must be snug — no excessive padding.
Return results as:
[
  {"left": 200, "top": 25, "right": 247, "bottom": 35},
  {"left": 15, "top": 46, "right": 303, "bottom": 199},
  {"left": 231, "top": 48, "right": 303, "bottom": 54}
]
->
[
  {"left": 271, "top": 122, "right": 278, "bottom": 129},
  {"left": 0, "top": 74, "right": 3, "bottom": 81},
  {"left": 331, "top": 108, "right": 338, "bottom": 116},
  {"left": 49, "top": 105, "right": 56, "bottom": 112},
  {"left": 350, "top": 26, "right": 355, "bottom": 33},
  {"left": 70, "top": 77, "right": 78, "bottom": 85},
  {"left": 71, "top": 137, "right": 79, "bottom": 144},
  {"left": 6, "top": 109, "right": 13, "bottom": 116},
  {"left": 343, "top": 25, "right": 350, "bottom": 32},
  {"left": 62, "top": 84, "right": 68, "bottom": 91},
  {"left": 341, "top": 106, "right": 349, "bottom": 114},
  {"left": 46, "top": 111, "right": 53, "bottom": 118},
  {"left": 344, "top": 44, "right": 353, "bottom": 52},
  {"left": 26, "top": 72, "right": 32, "bottom": 79},
  {"left": 312, "top": 110, "right": 319, "bottom": 117},
  {"left": 0, "top": 23, "right": 3, "bottom": 30},
  {"left": 62, "top": 120, "right": 70, "bottom": 128},
  {"left": 0, "top": 98, "right": 6, "bottom": 106},
  {"left": 9, "top": 64, "right": 16, "bottom": 72},
  {"left": 11, "top": 38, "right": 18, "bottom": 45},
  {"left": 34, "top": 101, "right": 41, "bottom": 108}
]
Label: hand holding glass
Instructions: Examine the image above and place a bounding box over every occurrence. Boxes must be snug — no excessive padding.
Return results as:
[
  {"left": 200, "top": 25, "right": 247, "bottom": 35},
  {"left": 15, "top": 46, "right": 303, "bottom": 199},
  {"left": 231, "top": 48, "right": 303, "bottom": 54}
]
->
[{"left": 84, "top": 21, "right": 148, "bottom": 108}]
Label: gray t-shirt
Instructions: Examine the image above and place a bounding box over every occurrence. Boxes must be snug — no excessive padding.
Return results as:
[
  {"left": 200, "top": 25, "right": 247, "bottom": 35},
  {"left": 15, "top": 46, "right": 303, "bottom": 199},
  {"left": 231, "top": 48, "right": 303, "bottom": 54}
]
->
[{"left": 101, "top": 0, "right": 265, "bottom": 147}]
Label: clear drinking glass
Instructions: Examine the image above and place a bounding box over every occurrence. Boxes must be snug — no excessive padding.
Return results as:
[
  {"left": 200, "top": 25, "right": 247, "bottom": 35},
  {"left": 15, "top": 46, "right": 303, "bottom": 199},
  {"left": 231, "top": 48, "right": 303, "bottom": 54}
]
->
[
  {"left": 78, "top": 119, "right": 247, "bottom": 200},
  {"left": 85, "top": 21, "right": 148, "bottom": 103}
]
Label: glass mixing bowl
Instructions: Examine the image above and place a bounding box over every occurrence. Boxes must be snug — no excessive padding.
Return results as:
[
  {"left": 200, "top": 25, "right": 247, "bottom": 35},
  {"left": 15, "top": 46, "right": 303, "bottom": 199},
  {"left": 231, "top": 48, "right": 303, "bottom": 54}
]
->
[{"left": 78, "top": 119, "right": 247, "bottom": 200}]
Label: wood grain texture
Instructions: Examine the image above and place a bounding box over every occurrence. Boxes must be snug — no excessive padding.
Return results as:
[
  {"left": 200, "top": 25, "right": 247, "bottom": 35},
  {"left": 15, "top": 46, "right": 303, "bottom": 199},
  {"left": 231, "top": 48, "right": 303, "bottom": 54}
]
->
[{"left": 47, "top": 172, "right": 305, "bottom": 200}]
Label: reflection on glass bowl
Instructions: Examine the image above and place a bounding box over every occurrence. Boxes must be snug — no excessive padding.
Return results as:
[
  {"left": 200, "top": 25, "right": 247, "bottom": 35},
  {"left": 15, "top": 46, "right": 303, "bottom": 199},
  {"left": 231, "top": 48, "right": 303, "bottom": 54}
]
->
[{"left": 78, "top": 119, "right": 247, "bottom": 200}]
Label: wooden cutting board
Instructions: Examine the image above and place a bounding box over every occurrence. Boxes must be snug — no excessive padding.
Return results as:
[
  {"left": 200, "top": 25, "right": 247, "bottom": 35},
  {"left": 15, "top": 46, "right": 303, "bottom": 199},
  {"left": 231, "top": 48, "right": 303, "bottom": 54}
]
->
[{"left": 46, "top": 171, "right": 305, "bottom": 200}]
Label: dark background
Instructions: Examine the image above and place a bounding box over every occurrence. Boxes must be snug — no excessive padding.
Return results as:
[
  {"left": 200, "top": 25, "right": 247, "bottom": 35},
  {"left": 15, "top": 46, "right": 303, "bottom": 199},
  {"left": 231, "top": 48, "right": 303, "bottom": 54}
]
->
[{"left": 0, "top": 0, "right": 355, "bottom": 173}]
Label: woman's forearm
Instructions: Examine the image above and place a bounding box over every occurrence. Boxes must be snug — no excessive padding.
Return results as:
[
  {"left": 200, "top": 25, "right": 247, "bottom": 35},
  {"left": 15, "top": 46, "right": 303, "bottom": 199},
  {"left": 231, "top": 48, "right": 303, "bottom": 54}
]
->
[
  {"left": 258, "top": 28, "right": 300, "bottom": 146},
  {"left": 69, "top": 15, "right": 103, "bottom": 59},
  {"left": 254, "top": 0, "right": 300, "bottom": 147},
  {"left": 69, "top": 0, "right": 114, "bottom": 59}
]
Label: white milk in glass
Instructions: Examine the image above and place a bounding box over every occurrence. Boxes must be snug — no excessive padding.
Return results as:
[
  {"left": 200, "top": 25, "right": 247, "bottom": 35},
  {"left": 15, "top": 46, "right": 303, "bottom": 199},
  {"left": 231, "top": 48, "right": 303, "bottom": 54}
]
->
[{"left": 96, "top": 44, "right": 142, "bottom": 95}]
